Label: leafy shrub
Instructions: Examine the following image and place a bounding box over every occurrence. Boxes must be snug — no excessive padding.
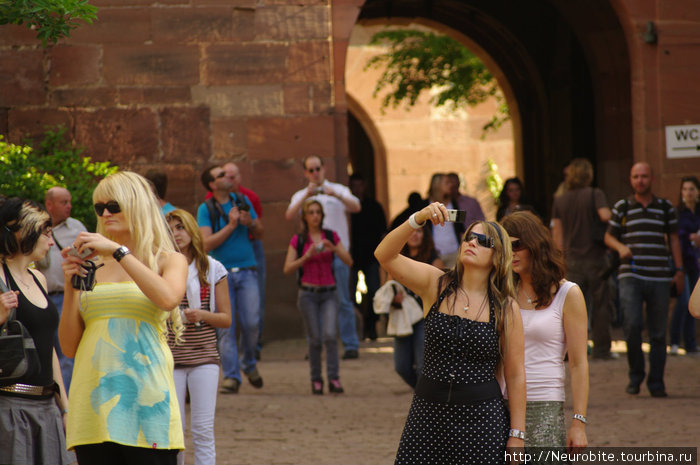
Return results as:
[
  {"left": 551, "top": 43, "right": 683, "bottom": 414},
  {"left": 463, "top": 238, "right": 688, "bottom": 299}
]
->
[
  {"left": 1, "top": 126, "right": 117, "bottom": 231},
  {"left": 0, "top": 0, "right": 98, "bottom": 46}
]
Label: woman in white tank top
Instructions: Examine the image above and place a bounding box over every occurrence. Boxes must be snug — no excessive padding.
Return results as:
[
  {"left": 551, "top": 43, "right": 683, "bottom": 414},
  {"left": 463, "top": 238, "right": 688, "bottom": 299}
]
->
[{"left": 501, "top": 211, "right": 589, "bottom": 451}]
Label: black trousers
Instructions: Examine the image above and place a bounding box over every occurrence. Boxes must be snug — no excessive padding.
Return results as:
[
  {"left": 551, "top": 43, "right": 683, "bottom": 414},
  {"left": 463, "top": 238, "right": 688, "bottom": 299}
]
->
[{"left": 74, "top": 442, "right": 178, "bottom": 465}]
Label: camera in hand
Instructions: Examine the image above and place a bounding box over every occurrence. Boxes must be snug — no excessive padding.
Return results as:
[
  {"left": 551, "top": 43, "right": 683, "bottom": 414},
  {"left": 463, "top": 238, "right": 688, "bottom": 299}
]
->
[
  {"left": 68, "top": 245, "right": 93, "bottom": 260},
  {"left": 71, "top": 260, "right": 103, "bottom": 291},
  {"left": 233, "top": 192, "right": 250, "bottom": 212},
  {"left": 314, "top": 187, "right": 324, "bottom": 195}
]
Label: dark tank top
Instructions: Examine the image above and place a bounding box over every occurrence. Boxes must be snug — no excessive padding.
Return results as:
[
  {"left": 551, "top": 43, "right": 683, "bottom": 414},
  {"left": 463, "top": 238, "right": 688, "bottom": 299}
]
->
[{"left": 2, "top": 262, "right": 58, "bottom": 386}]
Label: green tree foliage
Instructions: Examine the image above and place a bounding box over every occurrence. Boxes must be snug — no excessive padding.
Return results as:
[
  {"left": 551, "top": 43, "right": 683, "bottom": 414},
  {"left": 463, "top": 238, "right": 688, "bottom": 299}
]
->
[
  {"left": 0, "top": 126, "right": 117, "bottom": 231},
  {"left": 365, "top": 29, "right": 510, "bottom": 133},
  {"left": 0, "top": 0, "right": 97, "bottom": 46}
]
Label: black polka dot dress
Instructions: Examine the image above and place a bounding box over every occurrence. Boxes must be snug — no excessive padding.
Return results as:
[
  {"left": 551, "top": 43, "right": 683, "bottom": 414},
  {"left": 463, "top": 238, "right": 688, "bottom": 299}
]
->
[{"left": 394, "top": 285, "right": 509, "bottom": 465}]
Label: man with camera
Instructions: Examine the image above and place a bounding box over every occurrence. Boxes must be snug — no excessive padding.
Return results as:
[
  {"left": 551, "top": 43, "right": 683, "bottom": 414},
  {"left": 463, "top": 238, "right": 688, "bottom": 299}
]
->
[
  {"left": 286, "top": 156, "right": 362, "bottom": 359},
  {"left": 198, "top": 164, "right": 264, "bottom": 393},
  {"left": 36, "top": 186, "right": 87, "bottom": 393}
]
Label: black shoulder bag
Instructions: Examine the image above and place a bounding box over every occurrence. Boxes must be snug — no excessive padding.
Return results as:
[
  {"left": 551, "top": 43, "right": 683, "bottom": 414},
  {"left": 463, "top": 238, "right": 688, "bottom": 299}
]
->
[{"left": 0, "top": 276, "right": 41, "bottom": 386}]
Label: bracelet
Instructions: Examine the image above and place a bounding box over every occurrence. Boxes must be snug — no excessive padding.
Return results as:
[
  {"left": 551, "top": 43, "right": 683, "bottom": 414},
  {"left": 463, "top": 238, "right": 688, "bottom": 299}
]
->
[
  {"left": 508, "top": 428, "right": 525, "bottom": 440},
  {"left": 573, "top": 413, "right": 587, "bottom": 424},
  {"left": 408, "top": 213, "right": 425, "bottom": 230},
  {"left": 61, "top": 408, "right": 68, "bottom": 415}
]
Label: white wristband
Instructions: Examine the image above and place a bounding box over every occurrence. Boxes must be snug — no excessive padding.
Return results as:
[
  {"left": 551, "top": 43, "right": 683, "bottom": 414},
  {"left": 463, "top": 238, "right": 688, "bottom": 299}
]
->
[
  {"left": 408, "top": 212, "right": 425, "bottom": 230},
  {"left": 573, "top": 413, "right": 587, "bottom": 424}
]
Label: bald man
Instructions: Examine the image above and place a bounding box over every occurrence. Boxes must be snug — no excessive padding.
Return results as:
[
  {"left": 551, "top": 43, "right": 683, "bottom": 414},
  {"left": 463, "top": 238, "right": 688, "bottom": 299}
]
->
[
  {"left": 605, "top": 162, "right": 683, "bottom": 398},
  {"left": 37, "top": 186, "right": 87, "bottom": 392}
]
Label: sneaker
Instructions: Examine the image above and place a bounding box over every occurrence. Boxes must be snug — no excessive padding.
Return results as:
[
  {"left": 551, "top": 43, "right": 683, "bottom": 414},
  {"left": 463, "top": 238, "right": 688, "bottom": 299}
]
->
[
  {"left": 342, "top": 350, "right": 359, "bottom": 360},
  {"left": 220, "top": 377, "right": 240, "bottom": 394},
  {"left": 625, "top": 383, "right": 640, "bottom": 395},
  {"left": 669, "top": 344, "right": 680, "bottom": 355},
  {"left": 650, "top": 389, "right": 668, "bottom": 398},
  {"left": 328, "top": 379, "right": 344, "bottom": 394},
  {"left": 311, "top": 379, "right": 323, "bottom": 395},
  {"left": 245, "top": 368, "right": 264, "bottom": 389}
]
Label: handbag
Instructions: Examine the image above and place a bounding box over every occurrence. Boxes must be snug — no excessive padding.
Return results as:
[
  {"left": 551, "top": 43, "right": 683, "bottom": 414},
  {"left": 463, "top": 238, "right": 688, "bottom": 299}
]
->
[
  {"left": 0, "top": 280, "right": 41, "bottom": 387},
  {"left": 591, "top": 188, "right": 607, "bottom": 246}
]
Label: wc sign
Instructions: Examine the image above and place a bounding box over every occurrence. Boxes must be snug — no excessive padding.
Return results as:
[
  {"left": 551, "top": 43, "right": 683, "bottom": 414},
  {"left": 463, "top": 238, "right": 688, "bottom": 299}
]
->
[{"left": 666, "top": 124, "right": 700, "bottom": 158}]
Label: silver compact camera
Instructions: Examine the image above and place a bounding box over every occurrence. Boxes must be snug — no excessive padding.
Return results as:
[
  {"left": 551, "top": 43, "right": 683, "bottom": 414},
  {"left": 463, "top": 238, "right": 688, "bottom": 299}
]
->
[
  {"left": 446, "top": 209, "right": 466, "bottom": 223},
  {"left": 68, "top": 245, "right": 93, "bottom": 260},
  {"left": 315, "top": 242, "right": 324, "bottom": 252}
]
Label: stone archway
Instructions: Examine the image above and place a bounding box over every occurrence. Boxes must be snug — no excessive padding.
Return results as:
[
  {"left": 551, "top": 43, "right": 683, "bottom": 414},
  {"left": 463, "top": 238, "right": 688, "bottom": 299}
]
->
[{"left": 344, "top": 0, "right": 633, "bottom": 215}]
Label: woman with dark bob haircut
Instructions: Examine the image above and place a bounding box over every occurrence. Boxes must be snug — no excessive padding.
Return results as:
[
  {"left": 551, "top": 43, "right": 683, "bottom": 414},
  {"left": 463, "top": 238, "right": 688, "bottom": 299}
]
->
[
  {"left": 500, "top": 211, "right": 588, "bottom": 451},
  {"left": 376, "top": 201, "right": 525, "bottom": 465},
  {"left": 0, "top": 197, "right": 73, "bottom": 464}
]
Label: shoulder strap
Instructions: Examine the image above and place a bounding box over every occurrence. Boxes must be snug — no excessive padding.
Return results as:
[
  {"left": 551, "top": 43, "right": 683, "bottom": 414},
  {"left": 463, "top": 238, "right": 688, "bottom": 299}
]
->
[
  {"left": 205, "top": 197, "right": 220, "bottom": 234},
  {"left": 296, "top": 233, "right": 306, "bottom": 286}
]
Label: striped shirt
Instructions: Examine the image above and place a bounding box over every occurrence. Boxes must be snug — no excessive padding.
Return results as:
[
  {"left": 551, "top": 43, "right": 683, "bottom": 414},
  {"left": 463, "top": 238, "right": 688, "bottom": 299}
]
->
[
  {"left": 167, "top": 284, "right": 220, "bottom": 367},
  {"left": 607, "top": 196, "right": 677, "bottom": 281}
]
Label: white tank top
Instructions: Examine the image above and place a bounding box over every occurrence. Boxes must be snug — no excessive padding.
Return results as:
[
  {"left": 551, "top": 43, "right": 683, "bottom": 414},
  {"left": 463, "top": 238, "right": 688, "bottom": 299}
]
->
[{"left": 521, "top": 280, "right": 577, "bottom": 402}]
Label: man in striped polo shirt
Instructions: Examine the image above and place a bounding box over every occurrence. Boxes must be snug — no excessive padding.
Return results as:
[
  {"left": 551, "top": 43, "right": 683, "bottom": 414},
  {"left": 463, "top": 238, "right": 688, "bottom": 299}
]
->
[{"left": 605, "top": 162, "right": 684, "bottom": 397}]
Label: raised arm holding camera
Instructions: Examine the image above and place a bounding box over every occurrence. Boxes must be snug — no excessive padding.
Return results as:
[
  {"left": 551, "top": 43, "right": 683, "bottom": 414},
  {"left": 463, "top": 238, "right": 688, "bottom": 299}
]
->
[{"left": 375, "top": 201, "right": 525, "bottom": 465}]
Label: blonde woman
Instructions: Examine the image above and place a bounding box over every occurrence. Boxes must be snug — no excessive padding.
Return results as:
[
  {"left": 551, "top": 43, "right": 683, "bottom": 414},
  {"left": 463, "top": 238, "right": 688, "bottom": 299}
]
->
[
  {"left": 59, "top": 172, "right": 187, "bottom": 465},
  {"left": 166, "top": 209, "right": 232, "bottom": 465},
  {"left": 375, "top": 202, "right": 525, "bottom": 465}
]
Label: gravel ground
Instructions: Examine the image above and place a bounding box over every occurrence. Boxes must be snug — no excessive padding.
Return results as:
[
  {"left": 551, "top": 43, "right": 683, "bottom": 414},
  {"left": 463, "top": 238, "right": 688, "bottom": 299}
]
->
[{"left": 180, "top": 331, "right": 700, "bottom": 465}]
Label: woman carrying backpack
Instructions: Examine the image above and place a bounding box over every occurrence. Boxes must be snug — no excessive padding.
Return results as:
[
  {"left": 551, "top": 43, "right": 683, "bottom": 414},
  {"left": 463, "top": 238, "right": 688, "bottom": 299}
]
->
[{"left": 283, "top": 199, "right": 353, "bottom": 395}]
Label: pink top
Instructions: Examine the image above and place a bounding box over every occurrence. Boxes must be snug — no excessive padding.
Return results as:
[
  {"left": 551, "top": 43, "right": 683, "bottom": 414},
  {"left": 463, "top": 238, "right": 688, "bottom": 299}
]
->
[
  {"left": 290, "top": 231, "right": 340, "bottom": 286},
  {"left": 520, "top": 280, "right": 577, "bottom": 402}
]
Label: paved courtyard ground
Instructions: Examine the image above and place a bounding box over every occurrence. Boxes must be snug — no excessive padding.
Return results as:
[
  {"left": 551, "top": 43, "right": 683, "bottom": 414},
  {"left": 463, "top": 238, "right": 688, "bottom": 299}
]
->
[{"left": 181, "top": 332, "right": 700, "bottom": 465}]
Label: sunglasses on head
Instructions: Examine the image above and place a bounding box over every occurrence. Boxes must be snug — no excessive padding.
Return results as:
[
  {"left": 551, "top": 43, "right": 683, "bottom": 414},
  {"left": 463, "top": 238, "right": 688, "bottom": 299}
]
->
[
  {"left": 94, "top": 201, "right": 121, "bottom": 216},
  {"left": 465, "top": 232, "right": 494, "bottom": 248},
  {"left": 511, "top": 239, "right": 527, "bottom": 252},
  {"left": 307, "top": 166, "right": 322, "bottom": 173}
]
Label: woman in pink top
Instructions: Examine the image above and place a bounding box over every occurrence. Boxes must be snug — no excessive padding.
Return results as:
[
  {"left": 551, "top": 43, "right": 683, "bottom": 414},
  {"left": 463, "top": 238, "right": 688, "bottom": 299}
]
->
[
  {"left": 501, "top": 211, "right": 589, "bottom": 451},
  {"left": 283, "top": 200, "right": 353, "bottom": 395}
]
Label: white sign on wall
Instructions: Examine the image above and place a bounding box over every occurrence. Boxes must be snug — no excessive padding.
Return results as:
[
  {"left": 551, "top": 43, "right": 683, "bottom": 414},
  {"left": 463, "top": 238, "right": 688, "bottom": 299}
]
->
[{"left": 666, "top": 124, "right": 700, "bottom": 159}]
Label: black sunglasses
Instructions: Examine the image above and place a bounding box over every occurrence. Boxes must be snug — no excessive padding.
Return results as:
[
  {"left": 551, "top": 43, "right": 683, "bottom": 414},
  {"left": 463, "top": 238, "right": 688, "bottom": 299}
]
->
[
  {"left": 511, "top": 239, "right": 527, "bottom": 252},
  {"left": 307, "top": 166, "right": 322, "bottom": 173},
  {"left": 214, "top": 171, "right": 226, "bottom": 179},
  {"left": 94, "top": 201, "right": 121, "bottom": 216},
  {"left": 465, "top": 232, "right": 494, "bottom": 248}
]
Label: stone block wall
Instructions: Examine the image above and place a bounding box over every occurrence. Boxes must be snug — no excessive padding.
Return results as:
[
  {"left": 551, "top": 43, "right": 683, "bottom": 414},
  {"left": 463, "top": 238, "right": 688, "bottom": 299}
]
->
[{"left": 0, "top": 0, "right": 343, "bottom": 340}]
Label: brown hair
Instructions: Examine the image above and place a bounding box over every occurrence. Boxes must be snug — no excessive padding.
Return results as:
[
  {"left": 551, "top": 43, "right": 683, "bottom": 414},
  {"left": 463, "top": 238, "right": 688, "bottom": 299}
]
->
[
  {"left": 500, "top": 211, "right": 566, "bottom": 307},
  {"left": 300, "top": 199, "right": 324, "bottom": 233},
  {"left": 401, "top": 225, "right": 436, "bottom": 264},
  {"left": 565, "top": 158, "right": 593, "bottom": 190}
]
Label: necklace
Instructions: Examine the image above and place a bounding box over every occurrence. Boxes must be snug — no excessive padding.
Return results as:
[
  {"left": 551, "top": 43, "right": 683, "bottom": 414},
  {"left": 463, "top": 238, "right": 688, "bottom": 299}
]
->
[
  {"left": 520, "top": 286, "right": 535, "bottom": 305},
  {"left": 461, "top": 289, "right": 488, "bottom": 319},
  {"left": 9, "top": 269, "right": 31, "bottom": 289}
]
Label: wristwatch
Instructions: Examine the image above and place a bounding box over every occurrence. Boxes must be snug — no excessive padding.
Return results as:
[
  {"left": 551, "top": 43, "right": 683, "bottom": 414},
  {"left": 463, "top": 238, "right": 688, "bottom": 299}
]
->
[
  {"left": 675, "top": 267, "right": 684, "bottom": 273},
  {"left": 508, "top": 428, "right": 526, "bottom": 440},
  {"left": 113, "top": 246, "right": 131, "bottom": 262}
]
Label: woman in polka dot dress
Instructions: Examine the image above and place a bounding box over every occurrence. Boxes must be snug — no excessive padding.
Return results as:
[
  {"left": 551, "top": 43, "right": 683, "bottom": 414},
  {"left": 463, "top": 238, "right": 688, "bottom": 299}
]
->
[{"left": 375, "top": 202, "right": 526, "bottom": 465}]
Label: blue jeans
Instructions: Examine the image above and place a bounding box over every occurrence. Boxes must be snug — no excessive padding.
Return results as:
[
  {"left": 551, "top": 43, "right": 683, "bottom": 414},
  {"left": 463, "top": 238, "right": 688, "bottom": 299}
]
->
[
  {"left": 219, "top": 269, "right": 260, "bottom": 381},
  {"left": 670, "top": 270, "right": 699, "bottom": 351},
  {"left": 50, "top": 292, "right": 74, "bottom": 393},
  {"left": 619, "top": 277, "right": 669, "bottom": 392},
  {"left": 393, "top": 319, "right": 425, "bottom": 388},
  {"left": 298, "top": 289, "right": 339, "bottom": 381},
  {"left": 252, "top": 239, "right": 266, "bottom": 352},
  {"left": 333, "top": 255, "right": 359, "bottom": 351}
]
